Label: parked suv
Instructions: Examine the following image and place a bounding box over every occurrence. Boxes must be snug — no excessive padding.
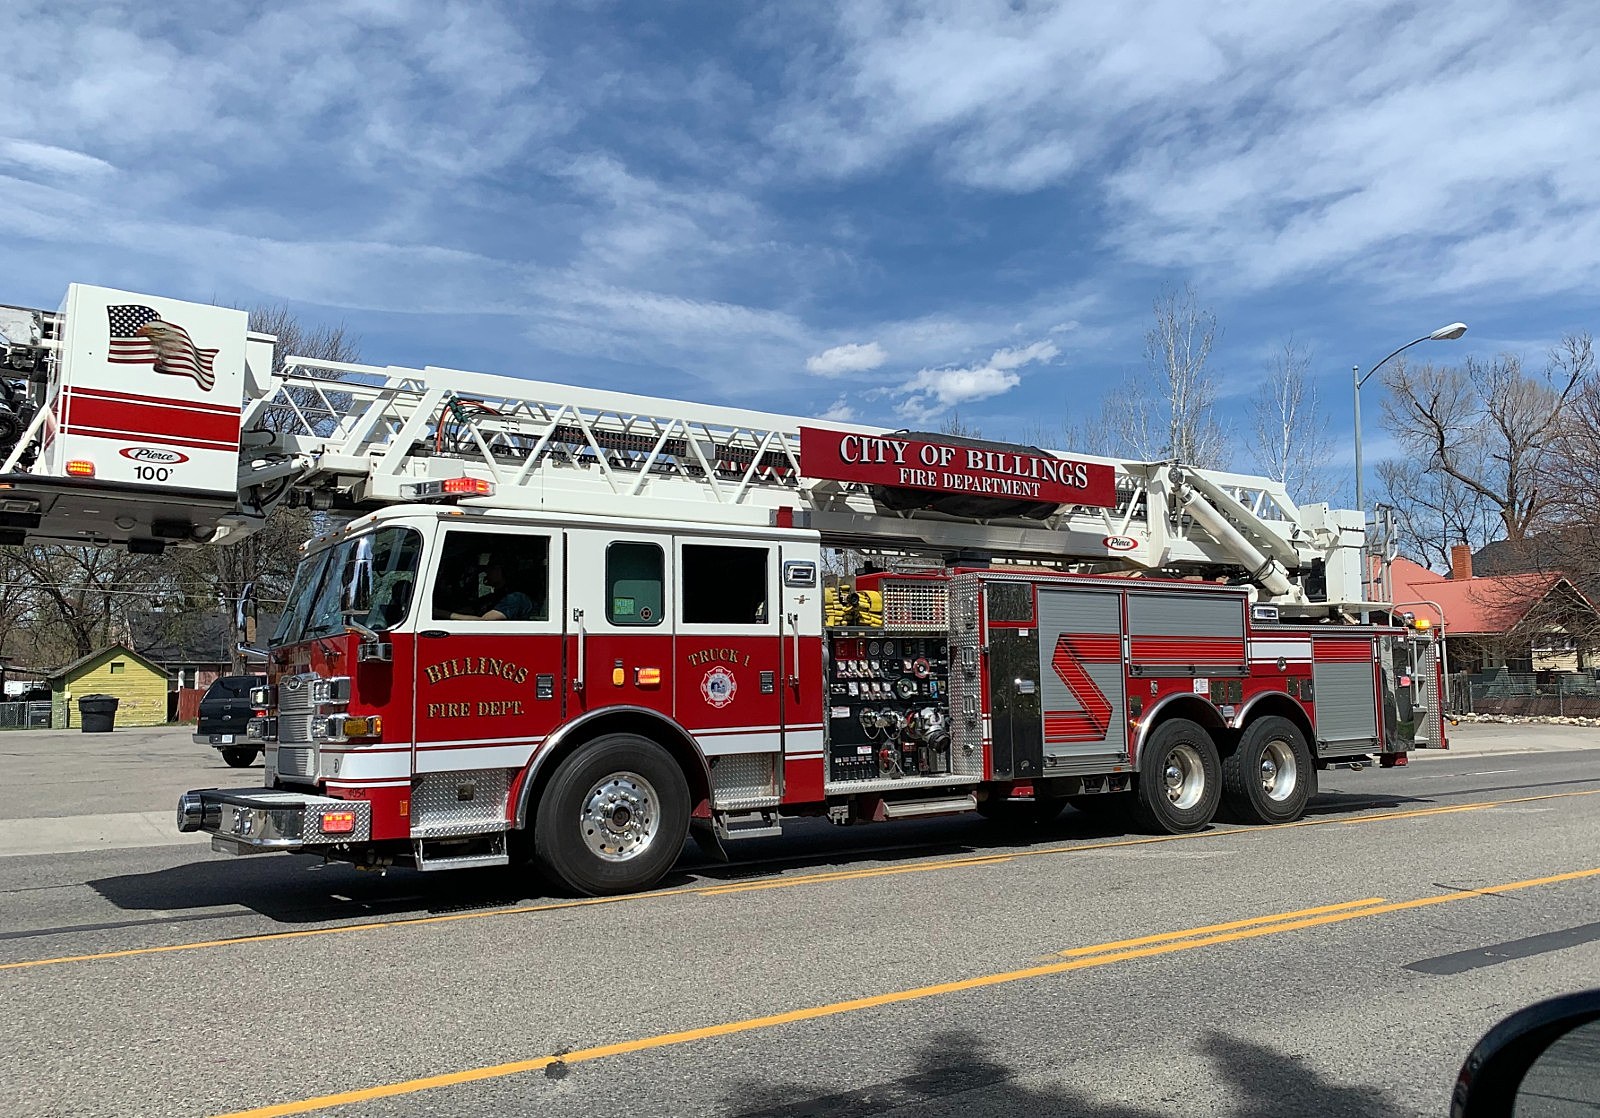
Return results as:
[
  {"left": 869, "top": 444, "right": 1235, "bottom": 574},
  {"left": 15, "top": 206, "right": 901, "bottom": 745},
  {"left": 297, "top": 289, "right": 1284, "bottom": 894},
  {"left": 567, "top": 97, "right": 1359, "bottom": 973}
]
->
[{"left": 194, "top": 675, "right": 267, "bottom": 767}]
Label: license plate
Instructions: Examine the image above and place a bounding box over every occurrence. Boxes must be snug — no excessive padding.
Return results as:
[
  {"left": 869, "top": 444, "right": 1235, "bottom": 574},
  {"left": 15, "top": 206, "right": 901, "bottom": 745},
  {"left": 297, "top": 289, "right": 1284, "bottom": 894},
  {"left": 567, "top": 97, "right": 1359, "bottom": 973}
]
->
[{"left": 212, "top": 734, "right": 235, "bottom": 745}]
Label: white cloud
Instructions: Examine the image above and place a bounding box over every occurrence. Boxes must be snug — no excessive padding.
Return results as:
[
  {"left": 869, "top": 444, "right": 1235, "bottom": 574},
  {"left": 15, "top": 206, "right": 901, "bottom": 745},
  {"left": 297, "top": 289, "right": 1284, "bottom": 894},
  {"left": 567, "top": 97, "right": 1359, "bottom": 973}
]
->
[
  {"left": 894, "top": 339, "right": 1059, "bottom": 421},
  {"left": 0, "top": 139, "right": 114, "bottom": 178},
  {"left": 819, "top": 395, "right": 856, "bottom": 421},
  {"left": 988, "top": 340, "right": 1059, "bottom": 371},
  {"left": 805, "top": 340, "right": 887, "bottom": 376},
  {"left": 769, "top": 1, "right": 1600, "bottom": 301}
]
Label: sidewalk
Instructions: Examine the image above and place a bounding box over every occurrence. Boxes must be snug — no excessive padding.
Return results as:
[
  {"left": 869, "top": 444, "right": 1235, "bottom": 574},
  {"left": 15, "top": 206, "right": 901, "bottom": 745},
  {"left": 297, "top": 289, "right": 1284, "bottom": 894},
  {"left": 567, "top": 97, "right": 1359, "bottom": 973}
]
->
[{"left": 1417, "top": 720, "right": 1600, "bottom": 759}]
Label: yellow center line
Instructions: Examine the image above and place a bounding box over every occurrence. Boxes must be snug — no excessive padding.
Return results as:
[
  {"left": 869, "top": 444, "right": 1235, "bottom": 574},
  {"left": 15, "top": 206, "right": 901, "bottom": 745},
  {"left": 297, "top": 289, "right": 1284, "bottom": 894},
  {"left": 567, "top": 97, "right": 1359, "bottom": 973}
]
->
[
  {"left": 1058, "top": 896, "right": 1388, "bottom": 957},
  {"left": 209, "top": 865, "right": 1600, "bottom": 1118},
  {"left": 4, "top": 786, "right": 1597, "bottom": 973}
]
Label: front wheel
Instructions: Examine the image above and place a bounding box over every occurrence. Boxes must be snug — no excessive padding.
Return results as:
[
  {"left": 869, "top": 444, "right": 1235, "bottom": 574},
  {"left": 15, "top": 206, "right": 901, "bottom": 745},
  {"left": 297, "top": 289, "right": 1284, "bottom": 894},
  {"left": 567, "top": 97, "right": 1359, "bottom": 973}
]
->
[
  {"left": 532, "top": 733, "right": 690, "bottom": 896},
  {"left": 220, "top": 746, "right": 259, "bottom": 768},
  {"left": 1132, "top": 718, "right": 1221, "bottom": 834},
  {"left": 1221, "top": 716, "right": 1316, "bottom": 824}
]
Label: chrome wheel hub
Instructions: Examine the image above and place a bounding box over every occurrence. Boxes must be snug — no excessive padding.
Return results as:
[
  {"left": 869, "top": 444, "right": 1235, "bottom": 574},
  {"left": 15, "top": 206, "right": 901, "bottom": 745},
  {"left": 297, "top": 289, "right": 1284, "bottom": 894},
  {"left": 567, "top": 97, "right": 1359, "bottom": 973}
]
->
[
  {"left": 1163, "top": 743, "right": 1205, "bottom": 811},
  {"left": 1261, "top": 740, "right": 1298, "bottom": 803},
  {"left": 580, "top": 772, "right": 659, "bottom": 861}
]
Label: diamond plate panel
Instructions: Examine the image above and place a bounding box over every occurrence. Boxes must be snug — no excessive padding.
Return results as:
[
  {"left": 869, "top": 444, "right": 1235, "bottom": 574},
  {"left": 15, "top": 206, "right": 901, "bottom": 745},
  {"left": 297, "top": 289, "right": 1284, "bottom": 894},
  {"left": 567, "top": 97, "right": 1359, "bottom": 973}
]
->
[
  {"left": 883, "top": 582, "right": 948, "bottom": 632},
  {"left": 308, "top": 798, "right": 372, "bottom": 841},
  {"left": 821, "top": 773, "right": 978, "bottom": 796},
  {"left": 411, "top": 769, "right": 510, "bottom": 838},
  {"left": 711, "top": 752, "right": 779, "bottom": 809}
]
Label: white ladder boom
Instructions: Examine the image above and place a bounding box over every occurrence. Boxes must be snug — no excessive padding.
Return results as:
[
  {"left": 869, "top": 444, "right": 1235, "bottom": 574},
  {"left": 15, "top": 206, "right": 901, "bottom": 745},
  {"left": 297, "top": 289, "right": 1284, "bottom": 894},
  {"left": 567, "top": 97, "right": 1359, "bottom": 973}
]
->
[{"left": 239, "top": 355, "right": 1366, "bottom": 613}]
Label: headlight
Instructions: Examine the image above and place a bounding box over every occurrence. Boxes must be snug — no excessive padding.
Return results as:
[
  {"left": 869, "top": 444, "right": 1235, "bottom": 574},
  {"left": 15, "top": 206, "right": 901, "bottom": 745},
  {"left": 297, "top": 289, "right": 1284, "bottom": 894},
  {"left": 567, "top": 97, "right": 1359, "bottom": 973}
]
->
[
  {"left": 311, "top": 677, "right": 351, "bottom": 705},
  {"left": 249, "top": 686, "right": 271, "bottom": 706}
]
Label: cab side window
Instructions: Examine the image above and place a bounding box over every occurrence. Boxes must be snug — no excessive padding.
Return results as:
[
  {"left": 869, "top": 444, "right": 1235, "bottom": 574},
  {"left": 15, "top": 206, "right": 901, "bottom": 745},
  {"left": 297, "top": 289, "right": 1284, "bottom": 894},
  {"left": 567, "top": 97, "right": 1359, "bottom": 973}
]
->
[
  {"left": 607, "top": 542, "right": 664, "bottom": 626},
  {"left": 432, "top": 531, "right": 550, "bottom": 622},
  {"left": 682, "top": 544, "right": 768, "bottom": 624}
]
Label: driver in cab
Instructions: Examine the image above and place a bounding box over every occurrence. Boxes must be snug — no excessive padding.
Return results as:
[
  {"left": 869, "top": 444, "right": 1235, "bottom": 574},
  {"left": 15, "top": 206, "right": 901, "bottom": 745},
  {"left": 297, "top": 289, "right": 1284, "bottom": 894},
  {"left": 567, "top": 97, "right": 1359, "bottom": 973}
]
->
[{"left": 447, "top": 556, "right": 533, "bottom": 622}]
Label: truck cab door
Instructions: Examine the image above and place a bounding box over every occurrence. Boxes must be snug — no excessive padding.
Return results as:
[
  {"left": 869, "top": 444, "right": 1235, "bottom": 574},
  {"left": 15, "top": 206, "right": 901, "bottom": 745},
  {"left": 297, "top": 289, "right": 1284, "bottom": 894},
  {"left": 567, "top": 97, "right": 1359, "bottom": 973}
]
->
[
  {"left": 673, "top": 538, "right": 784, "bottom": 777},
  {"left": 413, "top": 525, "right": 564, "bottom": 770},
  {"left": 566, "top": 529, "right": 675, "bottom": 720}
]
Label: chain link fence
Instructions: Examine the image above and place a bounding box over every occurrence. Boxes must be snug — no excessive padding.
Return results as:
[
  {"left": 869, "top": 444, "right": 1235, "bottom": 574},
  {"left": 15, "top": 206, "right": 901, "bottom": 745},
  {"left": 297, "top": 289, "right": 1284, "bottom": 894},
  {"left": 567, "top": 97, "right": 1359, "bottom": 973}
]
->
[
  {"left": 0, "top": 701, "right": 54, "bottom": 729},
  {"left": 1447, "top": 670, "right": 1600, "bottom": 717}
]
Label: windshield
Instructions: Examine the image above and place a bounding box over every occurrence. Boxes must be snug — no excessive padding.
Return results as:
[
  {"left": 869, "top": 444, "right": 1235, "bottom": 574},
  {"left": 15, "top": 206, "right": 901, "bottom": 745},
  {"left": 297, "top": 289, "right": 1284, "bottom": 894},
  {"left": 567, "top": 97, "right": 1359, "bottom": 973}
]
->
[{"left": 271, "top": 526, "right": 422, "bottom": 645}]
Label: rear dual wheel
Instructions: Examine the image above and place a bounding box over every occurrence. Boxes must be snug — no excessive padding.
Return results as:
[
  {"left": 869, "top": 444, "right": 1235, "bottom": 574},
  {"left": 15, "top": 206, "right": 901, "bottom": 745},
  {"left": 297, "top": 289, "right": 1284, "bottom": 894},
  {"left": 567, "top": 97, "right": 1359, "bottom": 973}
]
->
[
  {"left": 1221, "top": 716, "right": 1315, "bottom": 825},
  {"left": 1132, "top": 718, "right": 1221, "bottom": 834}
]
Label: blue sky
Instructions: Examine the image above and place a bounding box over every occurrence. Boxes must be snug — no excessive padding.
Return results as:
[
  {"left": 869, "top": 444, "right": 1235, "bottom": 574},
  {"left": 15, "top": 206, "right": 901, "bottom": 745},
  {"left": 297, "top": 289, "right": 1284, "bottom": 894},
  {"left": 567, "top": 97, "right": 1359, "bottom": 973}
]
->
[{"left": 4, "top": 0, "right": 1597, "bottom": 504}]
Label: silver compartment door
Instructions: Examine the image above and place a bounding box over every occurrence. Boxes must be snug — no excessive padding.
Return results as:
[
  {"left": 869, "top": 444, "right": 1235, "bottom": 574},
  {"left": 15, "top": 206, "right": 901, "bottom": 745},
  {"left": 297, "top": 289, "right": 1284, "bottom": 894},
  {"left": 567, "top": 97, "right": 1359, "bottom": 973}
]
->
[{"left": 1037, "top": 586, "right": 1127, "bottom": 771}]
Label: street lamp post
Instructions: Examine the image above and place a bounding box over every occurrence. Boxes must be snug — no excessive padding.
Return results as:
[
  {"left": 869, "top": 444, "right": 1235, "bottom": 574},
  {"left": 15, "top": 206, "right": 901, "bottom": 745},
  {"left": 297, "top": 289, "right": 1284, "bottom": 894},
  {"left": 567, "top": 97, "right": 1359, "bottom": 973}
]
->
[{"left": 1352, "top": 322, "right": 1468, "bottom": 516}]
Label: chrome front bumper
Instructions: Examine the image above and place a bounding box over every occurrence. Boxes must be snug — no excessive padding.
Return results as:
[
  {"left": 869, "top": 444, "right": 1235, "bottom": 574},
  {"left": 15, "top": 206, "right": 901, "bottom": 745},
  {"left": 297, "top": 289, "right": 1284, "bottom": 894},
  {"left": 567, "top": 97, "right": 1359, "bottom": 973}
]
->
[{"left": 176, "top": 788, "right": 372, "bottom": 855}]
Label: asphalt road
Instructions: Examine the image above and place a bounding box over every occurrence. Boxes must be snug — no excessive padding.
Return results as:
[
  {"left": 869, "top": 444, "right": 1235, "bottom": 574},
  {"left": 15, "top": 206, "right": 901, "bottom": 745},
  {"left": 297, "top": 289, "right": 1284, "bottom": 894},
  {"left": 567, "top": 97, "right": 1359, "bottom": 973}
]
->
[{"left": 1, "top": 727, "right": 1598, "bottom": 1117}]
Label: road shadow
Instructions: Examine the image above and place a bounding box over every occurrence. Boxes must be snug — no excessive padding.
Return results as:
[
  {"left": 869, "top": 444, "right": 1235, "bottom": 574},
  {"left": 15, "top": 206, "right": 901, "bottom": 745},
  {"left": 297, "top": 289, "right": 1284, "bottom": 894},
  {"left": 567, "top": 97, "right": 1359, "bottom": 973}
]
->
[
  {"left": 86, "top": 855, "right": 538, "bottom": 926},
  {"left": 1302, "top": 790, "right": 1427, "bottom": 817},
  {"left": 79, "top": 778, "right": 1477, "bottom": 927},
  {"left": 721, "top": 1029, "right": 1407, "bottom": 1117}
]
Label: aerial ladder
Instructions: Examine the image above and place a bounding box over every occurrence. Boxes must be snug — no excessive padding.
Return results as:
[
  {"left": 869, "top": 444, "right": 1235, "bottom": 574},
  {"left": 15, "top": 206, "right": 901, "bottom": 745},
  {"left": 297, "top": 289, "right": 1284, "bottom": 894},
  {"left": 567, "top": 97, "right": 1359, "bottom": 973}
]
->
[{"left": 1, "top": 284, "right": 1372, "bottom": 618}]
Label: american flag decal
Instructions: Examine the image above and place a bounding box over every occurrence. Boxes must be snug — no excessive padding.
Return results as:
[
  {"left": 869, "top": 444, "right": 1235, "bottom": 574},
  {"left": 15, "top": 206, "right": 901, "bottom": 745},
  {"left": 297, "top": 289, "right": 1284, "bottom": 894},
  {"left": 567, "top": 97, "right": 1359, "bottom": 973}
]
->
[{"left": 107, "top": 304, "right": 218, "bottom": 391}]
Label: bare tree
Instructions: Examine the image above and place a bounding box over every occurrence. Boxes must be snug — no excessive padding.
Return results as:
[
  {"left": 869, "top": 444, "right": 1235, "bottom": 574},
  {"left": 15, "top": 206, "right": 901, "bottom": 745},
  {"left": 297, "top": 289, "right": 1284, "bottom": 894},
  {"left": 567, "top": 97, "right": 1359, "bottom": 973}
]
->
[
  {"left": 1375, "top": 458, "right": 1500, "bottom": 570},
  {"left": 939, "top": 411, "right": 982, "bottom": 439},
  {"left": 1381, "top": 335, "right": 1593, "bottom": 542},
  {"left": 1522, "top": 369, "right": 1600, "bottom": 594},
  {"left": 175, "top": 306, "right": 361, "bottom": 669},
  {"left": 1097, "top": 285, "right": 1229, "bottom": 468},
  {"left": 1246, "top": 337, "right": 1338, "bottom": 503},
  {"left": 247, "top": 304, "right": 360, "bottom": 435},
  {"left": 6, "top": 545, "right": 169, "bottom": 663}
]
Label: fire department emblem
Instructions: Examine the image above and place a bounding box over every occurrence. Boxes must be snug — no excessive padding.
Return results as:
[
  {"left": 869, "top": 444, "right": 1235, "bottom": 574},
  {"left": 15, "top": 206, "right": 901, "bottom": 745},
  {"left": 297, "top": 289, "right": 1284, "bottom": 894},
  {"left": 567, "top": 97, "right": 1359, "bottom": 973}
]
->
[{"left": 700, "top": 666, "right": 737, "bottom": 708}]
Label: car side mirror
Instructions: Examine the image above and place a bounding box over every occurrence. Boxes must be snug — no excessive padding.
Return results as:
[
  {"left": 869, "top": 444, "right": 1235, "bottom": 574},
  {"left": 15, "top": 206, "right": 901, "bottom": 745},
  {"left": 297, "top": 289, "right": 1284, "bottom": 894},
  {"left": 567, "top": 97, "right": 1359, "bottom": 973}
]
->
[{"left": 1452, "top": 989, "right": 1600, "bottom": 1116}]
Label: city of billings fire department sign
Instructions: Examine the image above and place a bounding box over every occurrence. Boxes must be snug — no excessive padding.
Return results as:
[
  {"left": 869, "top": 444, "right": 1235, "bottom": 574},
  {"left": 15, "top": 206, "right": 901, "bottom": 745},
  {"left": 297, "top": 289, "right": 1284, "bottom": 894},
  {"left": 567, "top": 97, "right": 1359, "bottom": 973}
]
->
[{"left": 798, "top": 428, "right": 1117, "bottom": 508}]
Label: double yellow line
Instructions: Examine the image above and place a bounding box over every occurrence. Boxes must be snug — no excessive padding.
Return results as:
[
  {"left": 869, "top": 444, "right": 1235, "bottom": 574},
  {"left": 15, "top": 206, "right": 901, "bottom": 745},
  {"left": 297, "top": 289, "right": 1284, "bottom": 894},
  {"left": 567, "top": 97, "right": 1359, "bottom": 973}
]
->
[{"left": 212, "top": 865, "right": 1600, "bottom": 1118}]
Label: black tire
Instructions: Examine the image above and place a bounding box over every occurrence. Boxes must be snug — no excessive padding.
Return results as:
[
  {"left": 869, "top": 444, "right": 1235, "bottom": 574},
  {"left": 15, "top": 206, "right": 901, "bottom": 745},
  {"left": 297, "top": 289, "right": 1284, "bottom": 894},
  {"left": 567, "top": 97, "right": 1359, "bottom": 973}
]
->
[
  {"left": 220, "top": 746, "right": 259, "bottom": 768},
  {"left": 975, "top": 794, "right": 1067, "bottom": 825},
  {"left": 532, "top": 733, "right": 690, "bottom": 896},
  {"left": 1132, "top": 718, "right": 1222, "bottom": 834},
  {"left": 1221, "top": 716, "right": 1316, "bottom": 824}
]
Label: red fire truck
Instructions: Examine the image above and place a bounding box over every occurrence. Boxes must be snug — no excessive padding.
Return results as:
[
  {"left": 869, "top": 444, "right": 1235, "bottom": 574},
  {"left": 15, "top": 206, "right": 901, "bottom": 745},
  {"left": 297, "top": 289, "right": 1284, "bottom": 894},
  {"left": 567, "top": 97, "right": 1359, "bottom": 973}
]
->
[{"left": 0, "top": 285, "right": 1445, "bottom": 895}]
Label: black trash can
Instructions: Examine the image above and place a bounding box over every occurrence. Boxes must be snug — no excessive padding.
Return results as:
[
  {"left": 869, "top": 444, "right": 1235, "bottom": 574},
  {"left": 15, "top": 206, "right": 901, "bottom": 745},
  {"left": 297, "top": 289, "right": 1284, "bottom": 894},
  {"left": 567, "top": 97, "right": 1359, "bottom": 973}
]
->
[{"left": 77, "top": 694, "right": 119, "bottom": 733}]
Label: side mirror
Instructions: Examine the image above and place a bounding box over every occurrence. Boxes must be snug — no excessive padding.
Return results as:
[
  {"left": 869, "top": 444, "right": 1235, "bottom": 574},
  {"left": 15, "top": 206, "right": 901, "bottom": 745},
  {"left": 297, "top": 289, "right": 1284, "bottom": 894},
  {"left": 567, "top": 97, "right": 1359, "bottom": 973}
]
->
[
  {"left": 342, "top": 558, "right": 373, "bottom": 617},
  {"left": 235, "top": 580, "right": 257, "bottom": 628},
  {"left": 1452, "top": 989, "right": 1600, "bottom": 1116}
]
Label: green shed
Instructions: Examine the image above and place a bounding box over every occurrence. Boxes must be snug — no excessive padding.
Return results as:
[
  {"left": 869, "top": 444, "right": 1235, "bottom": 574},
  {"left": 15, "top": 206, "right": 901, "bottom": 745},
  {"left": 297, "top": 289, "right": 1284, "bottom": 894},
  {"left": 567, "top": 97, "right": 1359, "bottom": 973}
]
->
[{"left": 47, "top": 644, "right": 170, "bottom": 728}]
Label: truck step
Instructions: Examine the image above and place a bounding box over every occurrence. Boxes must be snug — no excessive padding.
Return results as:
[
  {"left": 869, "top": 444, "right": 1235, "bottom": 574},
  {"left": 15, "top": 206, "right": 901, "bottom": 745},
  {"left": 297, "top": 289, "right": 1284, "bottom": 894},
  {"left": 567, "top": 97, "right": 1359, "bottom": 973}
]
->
[
  {"left": 413, "top": 834, "right": 508, "bottom": 871},
  {"left": 879, "top": 793, "right": 979, "bottom": 820},
  {"left": 715, "top": 810, "right": 783, "bottom": 841}
]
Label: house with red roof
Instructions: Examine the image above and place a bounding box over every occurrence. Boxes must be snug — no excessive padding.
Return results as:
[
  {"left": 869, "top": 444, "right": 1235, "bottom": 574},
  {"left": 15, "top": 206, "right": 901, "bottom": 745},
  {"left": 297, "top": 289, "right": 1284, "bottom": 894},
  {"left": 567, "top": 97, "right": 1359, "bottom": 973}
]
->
[{"left": 1388, "top": 545, "right": 1600, "bottom": 675}]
